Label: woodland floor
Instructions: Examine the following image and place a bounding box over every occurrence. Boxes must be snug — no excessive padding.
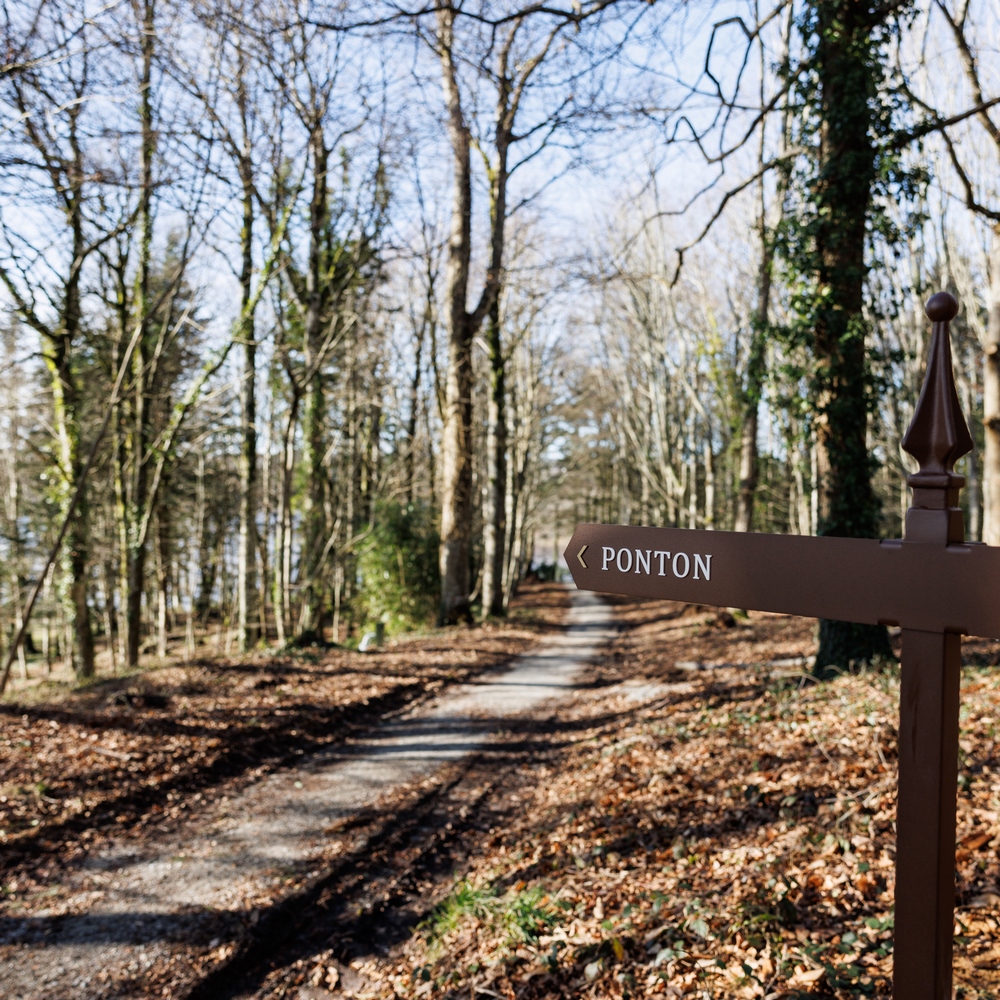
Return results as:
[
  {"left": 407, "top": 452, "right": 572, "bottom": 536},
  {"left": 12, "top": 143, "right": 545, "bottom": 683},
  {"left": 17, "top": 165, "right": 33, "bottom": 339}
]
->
[
  {"left": 0, "top": 584, "right": 570, "bottom": 918},
  {"left": 2, "top": 587, "right": 1000, "bottom": 1000}
]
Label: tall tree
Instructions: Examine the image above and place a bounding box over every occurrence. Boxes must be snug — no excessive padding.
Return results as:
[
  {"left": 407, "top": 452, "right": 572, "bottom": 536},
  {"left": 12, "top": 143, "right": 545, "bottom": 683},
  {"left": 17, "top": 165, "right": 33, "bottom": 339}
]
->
[
  {"left": 735, "top": 3, "right": 794, "bottom": 534},
  {"left": 789, "top": 0, "right": 903, "bottom": 671},
  {"left": 261, "top": 5, "right": 388, "bottom": 640},
  {"left": 233, "top": 28, "right": 261, "bottom": 653},
  {"left": 663, "top": 0, "right": 997, "bottom": 667},
  {"left": 479, "top": 16, "right": 569, "bottom": 617},
  {"left": 111, "top": 0, "right": 204, "bottom": 667},
  {"left": 433, "top": 3, "right": 489, "bottom": 624},
  {"left": 0, "top": 2, "right": 124, "bottom": 677},
  {"left": 178, "top": 0, "right": 268, "bottom": 651},
  {"left": 426, "top": 0, "right": 632, "bottom": 622},
  {"left": 913, "top": 0, "right": 1000, "bottom": 544},
  {"left": 121, "top": 0, "right": 158, "bottom": 668}
]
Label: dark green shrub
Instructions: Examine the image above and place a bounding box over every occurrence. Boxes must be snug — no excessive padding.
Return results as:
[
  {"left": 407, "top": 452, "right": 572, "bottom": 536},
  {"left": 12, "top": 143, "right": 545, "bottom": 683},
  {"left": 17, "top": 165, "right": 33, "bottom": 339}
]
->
[{"left": 356, "top": 500, "right": 440, "bottom": 631}]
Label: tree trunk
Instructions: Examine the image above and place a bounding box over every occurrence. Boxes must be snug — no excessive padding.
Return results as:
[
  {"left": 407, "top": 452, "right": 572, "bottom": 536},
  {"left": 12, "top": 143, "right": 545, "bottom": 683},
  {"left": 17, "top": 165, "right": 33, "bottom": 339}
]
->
[
  {"left": 405, "top": 321, "right": 425, "bottom": 504},
  {"left": 734, "top": 309, "right": 766, "bottom": 533},
  {"left": 236, "top": 143, "right": 259, "bottom": 652},
  {"left": 125, "top": 534, "right": 146, "bottom": 667},
  {"left": 194, "top": 452, "right": 216, "bottom": 622},
  {"left": 10, "top": 578, "right": 27, "bottom": 682},
  {"left": 686, "top": 418, "right": 697, "bottom": 528},
  {"left": 111, "top": 276, "right": 130, "bottom": 666},
  {"left": 481, "top": 302, "right": 507, "bottom": 617},
  {"left": 155, "top": 513, "right": 169, "bottom": 659},
  {"left": 504, "top": 377, "right": 530, "bottom": 605},
  {"left": 477, "top": 51, "right": 514, "bottom": 618},
  {"left": 274, "top": 393, "right": 300, "bottom": 648},
  {"left": 299, "top": 372, "right": 327, "bottom": 636},
  {"left": 101, "top": 559, "right": 117, "bottom": 674},
  {"left": 2, "top": 333, "right": 28, "bottom": 680},
  {"left": 125, "top": 0, "right": 156, "bottom": 668},
  {"left": 42, "top": 104, "right": 96, "bottom": 679},
  {"left": 366, "top": 394, "right": 382, "bottom": 523},
  {"left": 982, "top": 225, "right": 1000, "bottom": 545},
  {"left": 298, "top": 129, "right": 330, "bottom": 637},
  {"left": 733, "top": 403, "right": 759, "bottom": 532},
  {"left": 735, "top": 134, "right": 777, "bottom": 534},
  {"left": 184, "top": 569, "right": 196, "bottom": 662},
  {"left": 258, "top": 395, "right": 273, "bottom": 642},
  {"left": 703, "top": 438, "right": 714, "bottom": 529},
  {"left": 48, "top": 340, "right": 95, "bottom": 679},
  {"left": 437, "top": 6, "right": 476, "bottom": 624},
  {"left": 958, "top": 342, "right": 980, "bottom": 542},
  {"left": 811, "top": 0, "right": 892, "bottom": 673},
  {"left": 43, "top": 177, "right": 95, "bottom": 680}
]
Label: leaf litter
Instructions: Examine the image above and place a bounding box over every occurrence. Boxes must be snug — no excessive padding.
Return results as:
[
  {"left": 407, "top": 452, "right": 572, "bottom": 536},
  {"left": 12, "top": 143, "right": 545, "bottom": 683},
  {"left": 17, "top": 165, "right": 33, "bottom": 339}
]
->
[
  {"left": 0, "top": 584, "right": 570, "bottom": 919},
  {"left": 318, "top": 597, "right": 1000, "bottom": 1000},
  {"left": 3, "top": 589, "right": 999, "bottom": 1000}
]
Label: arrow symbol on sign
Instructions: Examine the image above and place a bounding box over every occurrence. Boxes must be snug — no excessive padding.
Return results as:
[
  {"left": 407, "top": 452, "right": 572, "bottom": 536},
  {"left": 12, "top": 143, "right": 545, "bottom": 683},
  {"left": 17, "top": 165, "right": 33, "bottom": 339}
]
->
[{"left": 577, "top": 545, "right": 588, "bottom": 569}]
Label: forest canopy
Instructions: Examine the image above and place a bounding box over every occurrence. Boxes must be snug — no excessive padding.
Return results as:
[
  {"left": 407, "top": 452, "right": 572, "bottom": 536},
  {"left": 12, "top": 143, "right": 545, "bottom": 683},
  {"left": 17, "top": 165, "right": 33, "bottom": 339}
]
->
[{"left": 1, "top": 0, "right": 999, "bottom": 686}]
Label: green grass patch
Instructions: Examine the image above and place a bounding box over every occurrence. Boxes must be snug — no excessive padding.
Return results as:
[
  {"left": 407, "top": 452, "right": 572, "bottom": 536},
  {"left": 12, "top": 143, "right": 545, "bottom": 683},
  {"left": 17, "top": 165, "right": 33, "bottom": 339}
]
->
[{"left": 419, "top": 879, "right": 565, "bottom": 959}]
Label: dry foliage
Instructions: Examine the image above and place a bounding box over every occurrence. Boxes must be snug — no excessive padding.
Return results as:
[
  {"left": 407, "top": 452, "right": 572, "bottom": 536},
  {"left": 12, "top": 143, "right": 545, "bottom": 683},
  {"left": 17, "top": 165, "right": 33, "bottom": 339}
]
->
[
  {"left": 347, "top": 598, "right": 1000, "bottom": 1000},
  {"left": 3, "top": 590, "right": 998, "bottom": 1000},
  {"left": 0, "top": 583, "right": 570, "bottom": 907}
]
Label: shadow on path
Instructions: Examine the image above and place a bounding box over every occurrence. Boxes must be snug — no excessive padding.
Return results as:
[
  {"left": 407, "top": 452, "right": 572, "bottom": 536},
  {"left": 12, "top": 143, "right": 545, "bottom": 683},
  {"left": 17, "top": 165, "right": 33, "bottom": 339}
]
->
[{"left": 0, "top": 591, "right": 614, "bottom": 1000}]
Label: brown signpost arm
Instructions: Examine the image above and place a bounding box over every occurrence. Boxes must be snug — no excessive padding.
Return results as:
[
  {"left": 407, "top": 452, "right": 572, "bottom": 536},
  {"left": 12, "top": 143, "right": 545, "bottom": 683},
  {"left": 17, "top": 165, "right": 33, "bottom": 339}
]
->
[
  {"left": 563, "top": 525, "right": 1000, "bottom": 639},
  {"left": 893, "top": 292, "right": 973, "bottom": 1000}
]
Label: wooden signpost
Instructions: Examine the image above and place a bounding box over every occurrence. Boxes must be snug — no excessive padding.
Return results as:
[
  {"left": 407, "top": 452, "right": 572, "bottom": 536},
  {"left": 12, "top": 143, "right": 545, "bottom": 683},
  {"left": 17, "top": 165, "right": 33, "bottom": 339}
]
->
[{"left": 564, "top": 293, "right": 996, "bottom": 1000}]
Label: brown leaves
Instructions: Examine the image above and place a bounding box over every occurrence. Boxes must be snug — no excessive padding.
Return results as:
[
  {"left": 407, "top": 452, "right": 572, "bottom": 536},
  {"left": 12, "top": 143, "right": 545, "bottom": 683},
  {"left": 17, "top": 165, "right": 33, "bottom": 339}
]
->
[
  {"left": 0, "top": 584, "right": 570, "bottom": 912},
  {"left": 375, "top": 598, "right": 999, "bottom": 1000}
]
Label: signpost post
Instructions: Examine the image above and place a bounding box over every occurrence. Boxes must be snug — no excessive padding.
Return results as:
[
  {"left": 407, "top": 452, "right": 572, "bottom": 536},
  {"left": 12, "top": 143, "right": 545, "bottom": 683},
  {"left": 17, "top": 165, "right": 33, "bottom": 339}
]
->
[{"left": 564, "top": 293, "right": 995, "bottom": 1000}]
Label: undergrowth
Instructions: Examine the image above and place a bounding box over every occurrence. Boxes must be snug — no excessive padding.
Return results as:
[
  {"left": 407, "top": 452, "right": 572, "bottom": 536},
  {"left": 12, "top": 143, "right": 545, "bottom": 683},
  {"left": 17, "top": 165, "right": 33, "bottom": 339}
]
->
[{"left": 420, "top": 879, "right": 566, "bottom": 958}]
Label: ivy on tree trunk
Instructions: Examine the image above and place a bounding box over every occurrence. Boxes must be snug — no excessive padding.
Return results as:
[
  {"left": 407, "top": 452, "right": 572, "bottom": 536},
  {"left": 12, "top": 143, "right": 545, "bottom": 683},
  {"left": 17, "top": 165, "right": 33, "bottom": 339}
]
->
[{"left": 784, "top": 0, "right": 911, "bottom": 673}]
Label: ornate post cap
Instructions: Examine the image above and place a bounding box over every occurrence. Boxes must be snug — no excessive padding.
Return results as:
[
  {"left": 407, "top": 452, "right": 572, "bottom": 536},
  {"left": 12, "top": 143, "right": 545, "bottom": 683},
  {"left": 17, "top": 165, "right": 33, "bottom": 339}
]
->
[{"left": 901, "top": 292, "right": 973, "bottom": 544}]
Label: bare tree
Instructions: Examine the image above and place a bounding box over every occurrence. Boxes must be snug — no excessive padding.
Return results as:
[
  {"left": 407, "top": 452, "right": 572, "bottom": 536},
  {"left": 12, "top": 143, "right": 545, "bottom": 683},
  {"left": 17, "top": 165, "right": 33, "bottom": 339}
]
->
[
  {"left": 912, "top": 0, "right": 1000, "bottom": 543},
  {"left": 172, "top": 0, "right": 276, "bottom": 651},
  {"left": 422, "top": 0, "right": 641, "bottom": 622},
  {"left": 0, "top": 1, "right": 130, "bottom": 677}
]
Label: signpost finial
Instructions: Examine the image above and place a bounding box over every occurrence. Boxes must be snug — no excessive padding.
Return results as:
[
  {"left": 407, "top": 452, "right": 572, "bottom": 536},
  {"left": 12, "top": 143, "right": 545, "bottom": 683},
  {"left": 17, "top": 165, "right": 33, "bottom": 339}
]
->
[
  {"left": 893, "top": 291, "right": 974, "bottom": 999},
  {"left": 900, "top": 292, "right": 973, "bottom": 544}
]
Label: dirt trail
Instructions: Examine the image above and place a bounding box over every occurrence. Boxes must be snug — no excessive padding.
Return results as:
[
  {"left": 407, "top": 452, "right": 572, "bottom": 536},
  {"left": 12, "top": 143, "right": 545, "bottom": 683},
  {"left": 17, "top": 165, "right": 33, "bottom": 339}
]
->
[{"left": 0, "top": 591, "right": 613, "bottom": 999}]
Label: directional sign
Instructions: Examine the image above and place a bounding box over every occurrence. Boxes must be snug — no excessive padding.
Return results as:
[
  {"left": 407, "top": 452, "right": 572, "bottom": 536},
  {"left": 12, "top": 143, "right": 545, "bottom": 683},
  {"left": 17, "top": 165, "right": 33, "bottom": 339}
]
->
[
  {"left": 564, "top": 294, "right": 990, "bottom": 1000},
  {"left": 566, "top": 525, "right": 1000, "bottom": 638}
]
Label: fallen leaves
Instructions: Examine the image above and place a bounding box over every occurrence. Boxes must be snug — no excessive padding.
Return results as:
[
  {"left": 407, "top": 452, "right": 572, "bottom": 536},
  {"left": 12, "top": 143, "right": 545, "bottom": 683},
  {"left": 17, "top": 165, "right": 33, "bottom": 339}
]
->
[
  {"left": 0, "top": 584, "right": 570, "bottom": 916},
  {"left": 4, "top": 590, "right": 998, "bottom": 1000},
  {"left": 361, "top": 598, "right": 999, "bottom": 1000}
]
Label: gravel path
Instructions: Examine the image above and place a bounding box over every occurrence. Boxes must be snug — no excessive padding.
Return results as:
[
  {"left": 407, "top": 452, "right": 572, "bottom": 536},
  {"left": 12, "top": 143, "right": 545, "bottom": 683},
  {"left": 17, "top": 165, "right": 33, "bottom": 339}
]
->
[{"left": 0, "top": 590, "right": 613, "bottom": 999}]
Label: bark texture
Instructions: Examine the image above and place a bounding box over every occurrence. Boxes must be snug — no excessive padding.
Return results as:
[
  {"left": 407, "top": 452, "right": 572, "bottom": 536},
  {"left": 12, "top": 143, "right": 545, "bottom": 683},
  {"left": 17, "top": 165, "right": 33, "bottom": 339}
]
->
[
  {"left": 124, "top": 0, "right": 157, "bottom": 668},
  {"left": 481, "top": 302, "right": 508, "bottom": 616},
  {"left": 810, "top": 0, "right": 892, "bottom": 673},
  {"left": 236, "top": 105, "right": 259, "bottom": 652},
  {"left": 298, "top": 129, "right": 331, "bottom": 637},
  {"left": 983, "top": 227, "right": 1000, "bottom": 545},
  {"left": 437, "top": 6, "right": 478, "bottom": 624}
]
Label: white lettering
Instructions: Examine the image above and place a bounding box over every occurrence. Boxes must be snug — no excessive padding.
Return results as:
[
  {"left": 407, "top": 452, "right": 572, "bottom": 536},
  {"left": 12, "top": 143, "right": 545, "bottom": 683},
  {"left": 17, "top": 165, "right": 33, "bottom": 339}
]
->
[
  {"left": 694, "top": 553, "right": 712, "bottom": 581},
  {"left": 602, "top": 546, "right": 710, "bottom": 580}
]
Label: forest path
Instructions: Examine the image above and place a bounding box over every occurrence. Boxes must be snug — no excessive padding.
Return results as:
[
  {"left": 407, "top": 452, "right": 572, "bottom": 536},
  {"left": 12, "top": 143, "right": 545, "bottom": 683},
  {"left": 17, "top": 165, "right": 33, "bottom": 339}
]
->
[{"left": 0, "top": 590, "right": 614, "bottom": 1000}]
